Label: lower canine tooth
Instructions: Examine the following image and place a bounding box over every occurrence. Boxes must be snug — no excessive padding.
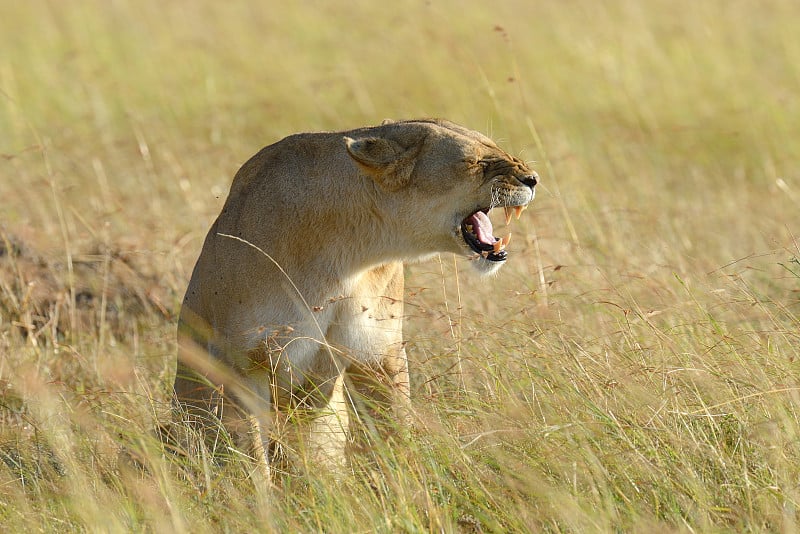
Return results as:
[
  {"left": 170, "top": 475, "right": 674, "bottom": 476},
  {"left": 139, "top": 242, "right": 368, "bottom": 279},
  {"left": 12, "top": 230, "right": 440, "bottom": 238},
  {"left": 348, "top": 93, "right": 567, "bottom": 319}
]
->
[{"left": 502, "top": 233, "right": 511, "bottom": 247}]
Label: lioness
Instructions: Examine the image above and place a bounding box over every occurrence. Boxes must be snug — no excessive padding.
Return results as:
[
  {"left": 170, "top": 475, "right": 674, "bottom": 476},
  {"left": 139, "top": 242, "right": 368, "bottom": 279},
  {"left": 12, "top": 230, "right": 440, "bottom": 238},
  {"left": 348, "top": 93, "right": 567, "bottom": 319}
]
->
[{"left": 174, "top": 119, "right": 537, "bottom": 474}]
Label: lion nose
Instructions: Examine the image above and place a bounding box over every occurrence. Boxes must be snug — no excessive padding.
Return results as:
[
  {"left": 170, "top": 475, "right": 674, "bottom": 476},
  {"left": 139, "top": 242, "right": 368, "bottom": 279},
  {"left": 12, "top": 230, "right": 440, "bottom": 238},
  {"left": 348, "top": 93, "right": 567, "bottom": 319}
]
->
[{"left": 521, "top": 172, "right": 538, "bottom": 189}]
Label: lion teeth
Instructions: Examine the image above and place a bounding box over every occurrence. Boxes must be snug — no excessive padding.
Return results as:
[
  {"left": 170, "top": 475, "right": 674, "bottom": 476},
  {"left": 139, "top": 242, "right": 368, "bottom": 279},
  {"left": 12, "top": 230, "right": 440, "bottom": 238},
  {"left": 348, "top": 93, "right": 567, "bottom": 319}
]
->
[
  {"left": 501, "top": 205, "right": 526, "bottom": 225},
  {"left": 504, "top": 207, "right": 513, "bottom": 226},
  {"left": 492, "top": 234, "right": 512, "bottom": 252}
]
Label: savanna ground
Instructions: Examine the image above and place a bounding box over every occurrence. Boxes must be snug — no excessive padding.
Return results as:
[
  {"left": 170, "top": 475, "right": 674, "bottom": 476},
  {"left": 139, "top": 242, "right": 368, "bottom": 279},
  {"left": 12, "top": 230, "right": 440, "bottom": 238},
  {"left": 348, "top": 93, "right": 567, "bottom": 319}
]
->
[{"left": 1, "top": 1, "right": 799, "bottom": 532}]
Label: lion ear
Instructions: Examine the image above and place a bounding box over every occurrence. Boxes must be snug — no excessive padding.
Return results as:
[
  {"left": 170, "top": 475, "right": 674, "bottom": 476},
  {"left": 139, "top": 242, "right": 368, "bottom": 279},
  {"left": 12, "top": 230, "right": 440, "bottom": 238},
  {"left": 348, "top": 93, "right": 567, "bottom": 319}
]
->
[
  {"left": 345, "top": 137, "right": 404, "bottom": 167},
  {"left": 344, "top": 136, "right": 419, "bottom": 191}
]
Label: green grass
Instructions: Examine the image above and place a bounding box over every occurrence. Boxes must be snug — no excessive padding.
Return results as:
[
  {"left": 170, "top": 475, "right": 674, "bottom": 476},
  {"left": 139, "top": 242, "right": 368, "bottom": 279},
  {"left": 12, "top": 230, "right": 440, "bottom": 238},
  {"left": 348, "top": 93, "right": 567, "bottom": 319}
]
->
[{"left": 2, "top": 0, "right": 800, "bottom": 531}]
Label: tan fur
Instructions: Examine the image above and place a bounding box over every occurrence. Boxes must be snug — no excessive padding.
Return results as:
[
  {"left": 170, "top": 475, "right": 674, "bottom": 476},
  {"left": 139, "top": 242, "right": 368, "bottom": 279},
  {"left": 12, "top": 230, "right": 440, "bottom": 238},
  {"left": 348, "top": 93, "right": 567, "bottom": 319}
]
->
[{"left": 173, "top": 119, "right": 537, "bottom": 475}]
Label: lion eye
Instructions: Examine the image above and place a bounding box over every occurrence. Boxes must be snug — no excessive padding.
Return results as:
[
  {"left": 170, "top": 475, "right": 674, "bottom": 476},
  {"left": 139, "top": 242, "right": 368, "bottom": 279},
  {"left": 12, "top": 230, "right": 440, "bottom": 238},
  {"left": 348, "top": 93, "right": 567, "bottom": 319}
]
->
[{"left": 466, "top": 159, "right": 492, "bottom": 177}]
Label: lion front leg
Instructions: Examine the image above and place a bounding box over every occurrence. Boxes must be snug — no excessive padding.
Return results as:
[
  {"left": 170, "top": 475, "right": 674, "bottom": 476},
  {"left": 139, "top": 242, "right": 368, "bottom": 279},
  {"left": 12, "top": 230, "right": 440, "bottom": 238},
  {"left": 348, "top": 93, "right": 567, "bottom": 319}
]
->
[
  {"left": 348, "top": 344, "right": 412, "bottom": 442},
  {"left": 242, "top": 413, "right": 272, "bottom": 490},
  {"left": 172, "top": 351, "right": 274, "bottom": 489},
  {"left": 305, "top": 371, "right": 350, "bottom": 471},
  {"left": 218, "top": 369, "right": 274, "bottom": 488}
]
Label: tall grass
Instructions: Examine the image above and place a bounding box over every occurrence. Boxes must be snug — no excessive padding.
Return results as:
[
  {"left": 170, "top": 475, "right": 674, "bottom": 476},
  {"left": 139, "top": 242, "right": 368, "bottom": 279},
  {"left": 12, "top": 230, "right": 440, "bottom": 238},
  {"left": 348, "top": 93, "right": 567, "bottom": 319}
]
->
[{"left": 1, "top": 0, "right": 799, "bottom": 531}]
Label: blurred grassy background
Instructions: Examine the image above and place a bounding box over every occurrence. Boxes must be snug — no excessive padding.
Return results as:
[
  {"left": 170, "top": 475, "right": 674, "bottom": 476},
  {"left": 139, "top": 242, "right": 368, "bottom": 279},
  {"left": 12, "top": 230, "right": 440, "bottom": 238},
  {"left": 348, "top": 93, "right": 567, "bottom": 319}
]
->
[{"left": 1, "top": 0, "right": 799, "bottom": 532}]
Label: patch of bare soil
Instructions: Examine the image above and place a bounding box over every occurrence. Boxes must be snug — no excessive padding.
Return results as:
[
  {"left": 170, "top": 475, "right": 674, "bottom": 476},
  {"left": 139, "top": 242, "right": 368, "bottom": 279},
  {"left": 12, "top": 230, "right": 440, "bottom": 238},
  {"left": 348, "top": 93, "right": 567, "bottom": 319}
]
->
[{"left": 0, "top": 231, "right": 177, "bottom": 344}]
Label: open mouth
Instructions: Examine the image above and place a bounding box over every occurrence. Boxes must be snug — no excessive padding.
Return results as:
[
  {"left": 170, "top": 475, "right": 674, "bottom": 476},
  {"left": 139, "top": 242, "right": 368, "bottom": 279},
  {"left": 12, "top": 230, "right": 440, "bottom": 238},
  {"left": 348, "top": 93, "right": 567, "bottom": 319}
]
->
[{"left": 460, "top": 205, "right": 526, "bottom": 262}]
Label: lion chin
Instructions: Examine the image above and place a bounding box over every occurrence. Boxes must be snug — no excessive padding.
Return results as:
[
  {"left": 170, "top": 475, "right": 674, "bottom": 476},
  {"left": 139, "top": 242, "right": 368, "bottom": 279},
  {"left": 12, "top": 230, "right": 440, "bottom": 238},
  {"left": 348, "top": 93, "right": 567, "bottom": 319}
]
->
[
  {"left": 173, "top": 118, "right": 537, "bottom": 477},
  {"left": 470, "top": 253, "right": 507, "bottom": 276}
]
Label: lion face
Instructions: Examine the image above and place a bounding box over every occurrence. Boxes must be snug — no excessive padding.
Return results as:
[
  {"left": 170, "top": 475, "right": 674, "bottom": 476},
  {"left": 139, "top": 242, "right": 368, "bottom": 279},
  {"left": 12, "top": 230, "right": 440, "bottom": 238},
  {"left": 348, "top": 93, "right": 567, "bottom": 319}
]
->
[
  {"left": 345, "top": 119, "right": 538, "bottom": 275},
  {"left": 453, "top": 154, "right": 537, "bottom": 275}
]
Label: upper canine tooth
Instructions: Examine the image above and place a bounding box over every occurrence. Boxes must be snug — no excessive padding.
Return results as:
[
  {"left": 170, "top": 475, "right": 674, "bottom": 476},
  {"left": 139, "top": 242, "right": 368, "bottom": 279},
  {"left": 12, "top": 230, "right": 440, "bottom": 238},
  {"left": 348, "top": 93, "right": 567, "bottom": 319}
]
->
[
  {"left": 514, "top": 206, "right": 526, "bottom": 220},
  {"left": 503, "top": 206, "right": 513, "bottom": 226}
]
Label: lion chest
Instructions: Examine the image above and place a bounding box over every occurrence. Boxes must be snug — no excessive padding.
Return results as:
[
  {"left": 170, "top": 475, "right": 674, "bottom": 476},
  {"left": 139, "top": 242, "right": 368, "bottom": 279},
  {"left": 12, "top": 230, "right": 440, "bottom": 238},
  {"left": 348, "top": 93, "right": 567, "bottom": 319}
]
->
[
  {"left": 323, "top": 295, "right": 404, "bottom": 367},
  {"left": 240, "top": 265, "right": 404, "bottom": 388}
]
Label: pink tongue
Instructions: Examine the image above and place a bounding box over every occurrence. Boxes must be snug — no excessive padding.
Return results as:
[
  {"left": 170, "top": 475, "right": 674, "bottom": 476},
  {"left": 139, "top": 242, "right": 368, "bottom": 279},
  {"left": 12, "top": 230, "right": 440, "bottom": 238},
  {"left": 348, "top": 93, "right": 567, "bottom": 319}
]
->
[{"left": 468, "top": 211, "right": 496, "bottom": 245}]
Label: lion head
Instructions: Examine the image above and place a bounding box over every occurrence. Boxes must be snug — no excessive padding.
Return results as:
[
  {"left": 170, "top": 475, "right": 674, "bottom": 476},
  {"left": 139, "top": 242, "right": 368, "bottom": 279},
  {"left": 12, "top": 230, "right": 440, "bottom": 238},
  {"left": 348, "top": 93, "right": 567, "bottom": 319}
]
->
[{"left": 344, "top": 119, "right": 538, "bottom": 275}]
